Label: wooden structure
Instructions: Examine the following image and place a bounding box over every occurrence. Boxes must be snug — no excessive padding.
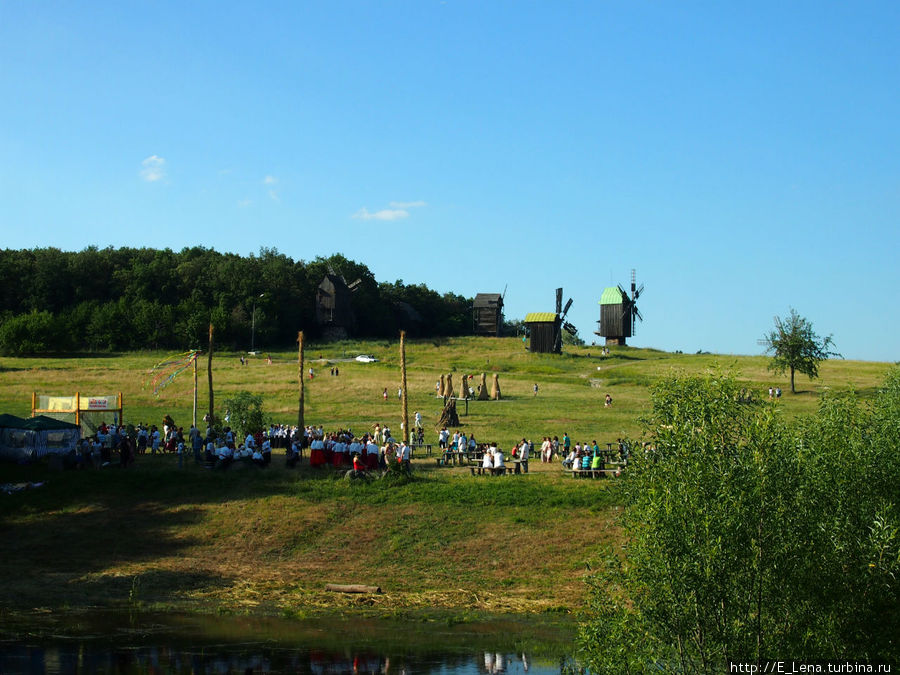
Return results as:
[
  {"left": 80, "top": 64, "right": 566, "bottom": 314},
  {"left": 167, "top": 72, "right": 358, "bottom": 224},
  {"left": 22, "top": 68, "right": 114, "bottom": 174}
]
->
[
  {"left": 315, "top": 273, "right": 355, "bottom": 339},
  {"left": 32, "top": 392, "right": 123, "bottom": 436},
  {"left": 595, "top": 269, "right": 644, "bottom": 346},
  {"left": 473, "top": 293, "right": 504, "bottom": 336},
  {"left": 524, "top": 288, "right": 575, "bottom": 354},
  {"left": 524, "top": 312, "right": 561, "bottom": 353}
]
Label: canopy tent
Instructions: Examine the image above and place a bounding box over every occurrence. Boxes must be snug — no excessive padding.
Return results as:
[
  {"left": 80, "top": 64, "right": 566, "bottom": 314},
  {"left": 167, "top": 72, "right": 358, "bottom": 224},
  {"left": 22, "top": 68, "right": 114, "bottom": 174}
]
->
[{"left": 0, "top": 414, "right": 81, "bottom": 463}]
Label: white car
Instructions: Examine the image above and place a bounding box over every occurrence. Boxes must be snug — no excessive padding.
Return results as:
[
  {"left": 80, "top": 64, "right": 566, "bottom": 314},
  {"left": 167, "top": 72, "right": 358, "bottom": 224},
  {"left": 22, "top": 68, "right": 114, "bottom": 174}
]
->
[{"left": 355, "top": 355, "right": 378, "bottom": 363}]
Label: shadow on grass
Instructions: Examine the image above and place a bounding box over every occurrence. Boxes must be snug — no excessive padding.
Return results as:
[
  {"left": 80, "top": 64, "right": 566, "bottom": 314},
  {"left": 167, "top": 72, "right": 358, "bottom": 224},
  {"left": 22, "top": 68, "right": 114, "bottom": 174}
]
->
[{"left": 0, "top": 497, "right": 234, "bottom": 609}]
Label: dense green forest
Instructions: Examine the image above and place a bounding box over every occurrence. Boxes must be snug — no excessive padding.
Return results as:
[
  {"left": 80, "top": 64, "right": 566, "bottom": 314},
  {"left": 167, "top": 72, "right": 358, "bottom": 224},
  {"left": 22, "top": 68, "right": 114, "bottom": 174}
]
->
[{"left": 0, "top": 247, "right": 474, "bottom": 354}]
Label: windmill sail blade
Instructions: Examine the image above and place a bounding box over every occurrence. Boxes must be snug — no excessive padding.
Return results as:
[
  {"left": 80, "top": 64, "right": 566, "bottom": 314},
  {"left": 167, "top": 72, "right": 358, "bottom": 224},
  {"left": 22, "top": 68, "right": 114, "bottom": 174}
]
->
[{"left": 561, "top": 298, "right": 573, "bottom": 318}]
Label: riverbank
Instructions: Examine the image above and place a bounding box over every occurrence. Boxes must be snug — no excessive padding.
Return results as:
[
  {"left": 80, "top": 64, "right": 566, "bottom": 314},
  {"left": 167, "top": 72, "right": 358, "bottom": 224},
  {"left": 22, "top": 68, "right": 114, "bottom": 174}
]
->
[{"left": 0, "top": 455, "right": 620, "bottom": 620}]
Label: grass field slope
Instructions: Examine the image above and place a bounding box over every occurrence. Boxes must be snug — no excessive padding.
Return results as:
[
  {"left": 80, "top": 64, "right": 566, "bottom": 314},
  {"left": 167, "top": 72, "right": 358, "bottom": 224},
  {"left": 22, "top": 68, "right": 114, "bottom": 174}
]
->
[{"left": 0, "top": 339, "right": 891, "bottom": 618}]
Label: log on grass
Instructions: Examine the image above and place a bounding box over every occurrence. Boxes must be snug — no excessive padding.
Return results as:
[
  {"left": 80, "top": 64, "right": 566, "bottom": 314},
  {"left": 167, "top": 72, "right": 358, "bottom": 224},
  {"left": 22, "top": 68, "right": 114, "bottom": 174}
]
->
[{"left": 325, "top": 583, "right": 382, "bottom": 594}]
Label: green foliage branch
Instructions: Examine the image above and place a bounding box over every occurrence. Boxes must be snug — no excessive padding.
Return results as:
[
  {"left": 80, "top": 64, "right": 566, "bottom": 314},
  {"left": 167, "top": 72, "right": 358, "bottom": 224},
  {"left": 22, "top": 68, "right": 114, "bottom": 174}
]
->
[
  {"left": 578, "top": 368, "right": 899, "bottom": 672},
  {"left": 221, "top": 391, "right": 269, "bottom": 441}
]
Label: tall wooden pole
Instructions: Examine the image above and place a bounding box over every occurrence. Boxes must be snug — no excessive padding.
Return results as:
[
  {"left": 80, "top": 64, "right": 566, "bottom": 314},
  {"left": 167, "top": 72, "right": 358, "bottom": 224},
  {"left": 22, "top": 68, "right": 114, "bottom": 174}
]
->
[
  {"left": 207, "top": 323, "right": 215, "bottom": 426},
  {"left": 400, "top": 330, "right": 409, "bottom": 444},
  {"left": 192, "top": 354, "right": 198, "bottom": 428},
  {"left": 297, "top": 331, "right": 305, "bottom": 431}
]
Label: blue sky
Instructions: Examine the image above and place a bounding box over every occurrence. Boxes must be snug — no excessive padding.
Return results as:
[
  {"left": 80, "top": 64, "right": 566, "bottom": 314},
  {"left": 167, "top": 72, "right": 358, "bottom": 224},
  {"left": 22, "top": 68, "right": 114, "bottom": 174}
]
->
[{"left": 1, "top": 1, "right": 898, "bottom": 361}]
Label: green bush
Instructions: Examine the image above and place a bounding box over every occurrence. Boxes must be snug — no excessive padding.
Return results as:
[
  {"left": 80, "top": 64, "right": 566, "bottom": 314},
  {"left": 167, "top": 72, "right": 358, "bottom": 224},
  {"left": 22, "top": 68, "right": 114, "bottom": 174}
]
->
[
  {"left": 579, "top": 369, "right": 900, "bottom": 672},
  {"left": 0, "top": 310, "right": 61, "bottom": 355}
]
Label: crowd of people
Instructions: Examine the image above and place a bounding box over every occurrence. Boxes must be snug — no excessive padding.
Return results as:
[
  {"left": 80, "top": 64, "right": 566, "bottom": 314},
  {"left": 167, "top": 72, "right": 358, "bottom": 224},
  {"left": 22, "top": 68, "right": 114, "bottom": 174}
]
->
[{"left": 59, "top": 414, "right": 627, "bottom": 479}]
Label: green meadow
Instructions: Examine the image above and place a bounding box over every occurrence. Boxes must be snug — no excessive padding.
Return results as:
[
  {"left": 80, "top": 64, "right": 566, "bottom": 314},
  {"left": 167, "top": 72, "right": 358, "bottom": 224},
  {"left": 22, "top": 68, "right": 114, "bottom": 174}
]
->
[{"left": 0, "top": 338, "right": 892, "bottom": 619}]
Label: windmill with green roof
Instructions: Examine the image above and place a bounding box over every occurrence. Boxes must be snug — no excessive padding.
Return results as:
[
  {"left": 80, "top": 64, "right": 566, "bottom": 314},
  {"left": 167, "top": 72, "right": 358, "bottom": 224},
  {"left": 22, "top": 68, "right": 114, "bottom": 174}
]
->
[
  {"left": 595, "top": 269, "right": 644, "bottom": 346},
  {"left": 524, "top": 287, "right": 575, "bottom": 354}
]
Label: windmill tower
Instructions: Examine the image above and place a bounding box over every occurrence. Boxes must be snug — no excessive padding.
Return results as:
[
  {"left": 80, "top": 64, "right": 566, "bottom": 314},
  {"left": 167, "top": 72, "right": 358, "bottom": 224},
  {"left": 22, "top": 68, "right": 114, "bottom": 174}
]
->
[
  {"left": 315, "top": 265, "right": 362, "bottom": 340},
  {"left": 524, "top": 287, "right": 575, "bottom": 354},
  {"left": 595, "top": 269, "right": 644, "bottom": 346},
  {"left": 472, "top": 286, "right": 506, "bottom": 337}
]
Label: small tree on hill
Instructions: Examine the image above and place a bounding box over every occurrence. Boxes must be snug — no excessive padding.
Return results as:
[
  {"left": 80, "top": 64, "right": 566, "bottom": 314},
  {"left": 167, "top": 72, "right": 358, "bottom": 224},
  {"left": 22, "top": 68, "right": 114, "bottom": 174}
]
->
[{"left": 763, "top": 309, "right": 840, "bottom": 393}]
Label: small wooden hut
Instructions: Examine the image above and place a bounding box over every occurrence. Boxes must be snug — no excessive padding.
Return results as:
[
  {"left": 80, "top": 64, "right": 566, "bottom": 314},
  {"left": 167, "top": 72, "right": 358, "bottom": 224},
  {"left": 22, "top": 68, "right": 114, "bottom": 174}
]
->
[
  {"left": 524, "top": 312, "right": 561, "bottom": 354},
  {"left": 473, "top": 293, "right": 504, "bottom": 336}
]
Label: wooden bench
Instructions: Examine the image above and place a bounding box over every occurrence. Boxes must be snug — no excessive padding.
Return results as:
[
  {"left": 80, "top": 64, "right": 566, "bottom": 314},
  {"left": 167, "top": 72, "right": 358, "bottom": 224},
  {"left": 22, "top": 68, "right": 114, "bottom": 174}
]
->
[
  {"left": 567, "top": 468, "right": 621, "bottom": 478},
  {"left": 470, "top": 466, "right": 515, "bottom": 476},
  {"left": 410, "top": 443, "right": 432, "bottom": 458}
]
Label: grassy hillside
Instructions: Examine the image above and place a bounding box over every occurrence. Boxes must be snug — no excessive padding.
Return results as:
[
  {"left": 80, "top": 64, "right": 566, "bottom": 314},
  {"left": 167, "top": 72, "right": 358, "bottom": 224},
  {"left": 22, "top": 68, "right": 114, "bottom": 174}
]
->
[
  {"left": 0, "top": 339, "right": 892, "bottom": 619},
  {"left": 0, "top": 338, "right": 890, "bottom": 446}
]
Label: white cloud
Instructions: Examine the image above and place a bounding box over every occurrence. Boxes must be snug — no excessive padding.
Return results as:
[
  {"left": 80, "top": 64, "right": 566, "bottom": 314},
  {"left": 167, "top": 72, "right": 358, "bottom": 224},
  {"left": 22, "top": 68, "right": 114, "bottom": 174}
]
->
[
  {"left": 268, "top": 189, "right": 279, "bottom": 202},
  {"left": 140, "top": 155, "right": 166, "bottom": 182},
  {"left": 353, "top": 200, "right": 426, "bottom": 221},
  {"left": 263, "top": 175, "right": 277, "bottom": 185},
  {"left": 237, "top": 199, "right": 252, "bottom": 208},
  {"left": 389, "top": 200, "right": 426, "bottom": 209},
  {"left": 353, "top": 207, "right": 409, "bottom": 221}
]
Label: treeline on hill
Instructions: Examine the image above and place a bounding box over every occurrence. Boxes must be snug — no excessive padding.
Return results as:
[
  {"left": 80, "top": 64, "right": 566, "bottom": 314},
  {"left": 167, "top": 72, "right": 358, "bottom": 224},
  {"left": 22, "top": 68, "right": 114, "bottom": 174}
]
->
[{"left": 0, "top": 247, "right": 475, "bottom": 355}]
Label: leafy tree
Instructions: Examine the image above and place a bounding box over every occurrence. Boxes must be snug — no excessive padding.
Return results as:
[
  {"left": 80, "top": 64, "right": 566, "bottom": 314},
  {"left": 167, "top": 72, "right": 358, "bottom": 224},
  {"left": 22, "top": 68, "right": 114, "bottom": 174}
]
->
[
  {"left": 578, "top": 369, "right": 900, "bottom": 672},
  {"left": 0, "top": 310, "right": 62, "bottom": 355},
  {"left": 221, "top": 391, "right": 268, "bottom": 441},
  {"left": 763, "top": 308, "right": 840, "bottom": 393}
]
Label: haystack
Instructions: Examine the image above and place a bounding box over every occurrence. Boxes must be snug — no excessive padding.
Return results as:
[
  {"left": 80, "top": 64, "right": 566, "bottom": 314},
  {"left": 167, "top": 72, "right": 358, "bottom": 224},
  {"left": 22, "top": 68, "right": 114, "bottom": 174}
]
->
[
  {"left": 437, "top": 399, "right": 460, "bottom": 427},
  {"left": 445, "top": 373, "right": 455, "bottom": 399},
  {"left": 491, "top": 373, "right": 501, "bottom": 400},
  {"left": 477, "top": 373, "right": 490, "bottom": 400}
]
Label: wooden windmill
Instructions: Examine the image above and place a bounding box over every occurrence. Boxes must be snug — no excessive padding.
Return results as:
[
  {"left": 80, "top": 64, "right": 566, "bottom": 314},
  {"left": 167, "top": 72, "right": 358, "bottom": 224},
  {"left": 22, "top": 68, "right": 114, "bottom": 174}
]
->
[
  {"left": 595, "top": 269, "right": 644, "bottom": 346},
  {"left": 525, "top": 287, "right": 575, "bottom": 354}
]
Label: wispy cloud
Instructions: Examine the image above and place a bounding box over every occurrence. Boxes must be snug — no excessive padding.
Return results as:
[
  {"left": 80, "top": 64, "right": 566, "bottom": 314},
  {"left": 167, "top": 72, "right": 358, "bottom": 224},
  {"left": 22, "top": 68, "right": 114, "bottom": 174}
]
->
[
  {"left": 140, "top": 155, "right": 166, "bottom": 182},
  {"left": 390, "top": 200, "right": 427, "bottom": 209},
  {"left": 268, "top": 189, "right": 280, "bottom": 202},
  {"left": 263, "top": 175, "right": 277, "bottom": 185},
  {"left": 353, "top": 200, "right": 426, "bottom": 221},
  {"left": 353, "top": 207, "right": 409, "bottom": 221},
  {"left": 237, "top": 199, "right": 252, "bottom": 208}
]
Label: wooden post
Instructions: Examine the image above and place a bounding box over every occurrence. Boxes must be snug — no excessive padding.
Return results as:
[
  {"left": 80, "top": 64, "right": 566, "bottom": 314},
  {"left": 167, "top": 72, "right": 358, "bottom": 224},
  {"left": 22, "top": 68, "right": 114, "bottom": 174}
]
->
[
  {"left": 400, "top": 331, "right": 409, "bottom": 443},
  {"left": 297, "top": 331, "right": 305, "bottom": 431},
  {"left": 31, "top": 392, "right": 36, "bottom": 418},
  {"left": 118, "top": 392, "right": 123, "bottom": 427},
  {"left": 192, "top": 354, "right": 198, "bottom": 429},
  {"left": 207, "top": 323, "right": 214, "bottom": 426},
  {"left": 75, "top": 392, "right": 80, "bottom": 427}
]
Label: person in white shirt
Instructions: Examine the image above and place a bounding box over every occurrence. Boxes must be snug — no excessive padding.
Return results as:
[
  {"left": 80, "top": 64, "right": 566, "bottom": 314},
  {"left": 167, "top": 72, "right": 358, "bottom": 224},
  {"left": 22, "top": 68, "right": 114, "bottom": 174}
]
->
[
  {"left": 333, "top": 438, "right": 346, "bottom": 466},
  {"left": 493, "top": 448, "right": 505, "bottom": 473},
  {"left": 482, "top": 449, "right": 493, "bottom": 470},
  {"left": 398, "top": 442, "right": 411, "bottom": 473},
  {"left": 414, "top": 411, "right": 422, "bottom": 429},
  {"left": 518, "top": 438, "right": 530, "bottom": 473},
  {"left": 366, "top": 439, "right": 380, "bottom": 470}
]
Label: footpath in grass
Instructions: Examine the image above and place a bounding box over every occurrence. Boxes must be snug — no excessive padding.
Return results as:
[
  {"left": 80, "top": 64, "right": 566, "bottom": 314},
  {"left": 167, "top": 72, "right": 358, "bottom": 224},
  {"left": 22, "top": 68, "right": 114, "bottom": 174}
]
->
[{"left": 0, "top": 455, "right": 621, "bottom": 618}]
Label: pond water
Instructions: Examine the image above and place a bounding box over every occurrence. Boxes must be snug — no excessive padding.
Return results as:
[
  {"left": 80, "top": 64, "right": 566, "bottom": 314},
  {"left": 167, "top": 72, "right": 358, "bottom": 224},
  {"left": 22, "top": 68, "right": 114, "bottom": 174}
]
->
[{"left": 0, "top": 611, "right": 579, "bottom": 674}]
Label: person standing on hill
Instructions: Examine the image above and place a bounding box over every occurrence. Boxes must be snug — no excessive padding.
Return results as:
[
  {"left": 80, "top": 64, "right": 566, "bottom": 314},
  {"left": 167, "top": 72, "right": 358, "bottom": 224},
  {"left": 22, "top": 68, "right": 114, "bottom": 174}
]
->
[
  {"left": 519, "top": 438, "right": 530, "bottom": 473},
  {"left": 533, "top": 383, "right": 539, "bottom": 396}
]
